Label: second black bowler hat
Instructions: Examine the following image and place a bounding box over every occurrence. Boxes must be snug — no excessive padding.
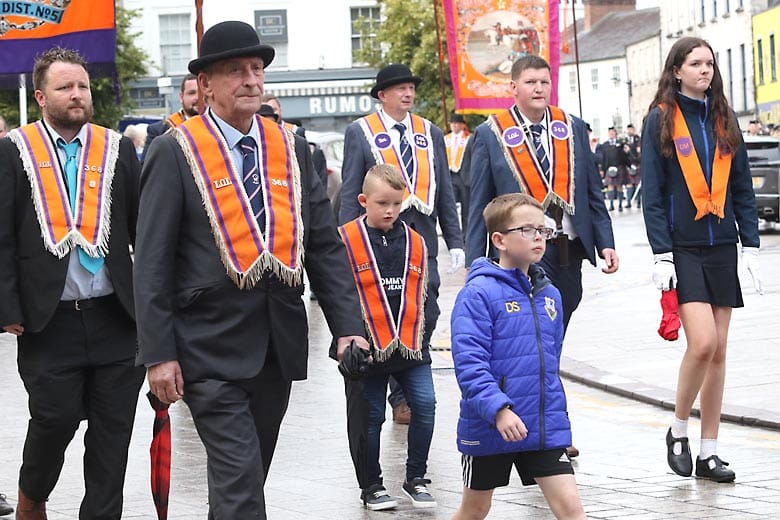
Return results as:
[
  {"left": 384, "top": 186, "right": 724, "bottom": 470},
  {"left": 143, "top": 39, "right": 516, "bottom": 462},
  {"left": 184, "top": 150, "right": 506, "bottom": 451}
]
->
[
  {"left": 188, "top": 21, "right": 275, "bottom": 74},
  {"left": 450, "top": 113, "right": 466, "bottom": 123},
  {"left": 370, "top": 63, "right": 422, "bottom": 99}
]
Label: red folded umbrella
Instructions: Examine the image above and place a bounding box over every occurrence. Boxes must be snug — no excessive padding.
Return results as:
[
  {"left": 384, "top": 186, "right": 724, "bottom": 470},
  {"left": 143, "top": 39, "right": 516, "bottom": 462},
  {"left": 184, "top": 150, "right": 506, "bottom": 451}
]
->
[
  {"left": 658, "top": 289, "right": 681, "bottom": 341},
  {"left": 147, "top": 391, "right": 171, "bottom": 520}
]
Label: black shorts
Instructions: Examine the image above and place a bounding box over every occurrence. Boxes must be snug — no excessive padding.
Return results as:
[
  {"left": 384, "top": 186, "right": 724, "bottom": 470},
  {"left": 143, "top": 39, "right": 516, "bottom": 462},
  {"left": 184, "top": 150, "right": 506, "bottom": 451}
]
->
[
  {"left": 461, "top": 449, "right": 574, "bottom": 489},
  {"left": 674, "top": 244, "right": 743, "bottom": 308}
]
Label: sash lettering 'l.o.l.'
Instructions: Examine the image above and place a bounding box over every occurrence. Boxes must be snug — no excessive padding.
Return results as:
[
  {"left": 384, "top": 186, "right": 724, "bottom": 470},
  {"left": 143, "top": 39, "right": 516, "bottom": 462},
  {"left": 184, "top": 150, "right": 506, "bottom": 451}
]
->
[
  {"left": 10, "top": 122, "right": 119, "bottom": 259},
  {"left": 359, "top": 112, "right": 437, "bottom": 215},
  {"left": 669, "top": 103, "right": 732, "bottom": 220},
  {"left": 339, "top": 217, "right": 427, "bottom": 361},
  {"left": 174, "top": 114, "right": 303, "bottom": 289},
  {"left": 489, "top": 106, "right": 575, "bottom": 214}
]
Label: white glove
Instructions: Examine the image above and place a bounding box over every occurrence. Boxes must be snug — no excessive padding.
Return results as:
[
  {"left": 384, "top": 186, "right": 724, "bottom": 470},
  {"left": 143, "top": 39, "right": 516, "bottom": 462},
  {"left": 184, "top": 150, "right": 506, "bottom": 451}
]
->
[
  {"left": 741, "top": 247, "right": 764, "bottom": 295},
  {"left": 448, "top": 248, "right": 466, "bottom": 274},
  {"left": 652, "top": 252, "right": 677, "bottom": 291}
]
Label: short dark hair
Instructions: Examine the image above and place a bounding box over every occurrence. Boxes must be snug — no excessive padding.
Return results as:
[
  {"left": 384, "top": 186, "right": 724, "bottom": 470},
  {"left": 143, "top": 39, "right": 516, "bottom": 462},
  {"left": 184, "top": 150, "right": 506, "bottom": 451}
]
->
[
  {"left": 33, "top": 46, "right": 87, "bottom": 91},
  {"left": 483, "top": 193, "right": 543, "bottom": 236},
  {"left": 510, "top": 55, "right": 550, "bottom": 81},
  {"left": 180, "top": 73, "right": 197, "bottom": 92}
]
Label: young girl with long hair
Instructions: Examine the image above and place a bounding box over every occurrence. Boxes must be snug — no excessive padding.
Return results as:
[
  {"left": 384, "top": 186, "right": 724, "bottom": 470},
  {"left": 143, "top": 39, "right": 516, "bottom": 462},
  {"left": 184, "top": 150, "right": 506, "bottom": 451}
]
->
[{"left": 641, "top": 36, "right": 762, "bottom": 483}]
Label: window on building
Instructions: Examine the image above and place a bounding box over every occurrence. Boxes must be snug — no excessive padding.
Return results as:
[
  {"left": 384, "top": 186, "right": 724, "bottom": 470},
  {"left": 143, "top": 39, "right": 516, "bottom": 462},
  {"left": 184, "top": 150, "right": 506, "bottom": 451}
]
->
[
  {"left": 591, "top": 68, "right": 599, "bottom": 90},
  {"left": 758, "top": 38, "right": 765, "bottom": 85},
  {"left": 569, "top": 70, "right": 577, "bottom": 93},
  {"left": 700, "top": 0, "right": 706, "bottom": 24},
  {"left": 727, "top": 48, "right": 733, "bottom": 105},
  {"left": 725, "top": 0, "right": 730, "bottom": 13},
  {"left": 612, "top": 65, "right": 621, "bottom": 82},
  {"left": 351, "top": 6, "right": 381, "bottom": 65},
  {"left": 771, "top": 34, "right": 777, "bottom": 82},
  {"left": 740, "top": 44, "right": 747, "bottom": 111},
  {"left": 712, "top": 0, "right": 718, "bottom": 18},
  {"left": 255, "top": 10, "right": 289, "bottom": 68},
  {"left": 159, "top": 14, "right": 192, "bottom": 75}
]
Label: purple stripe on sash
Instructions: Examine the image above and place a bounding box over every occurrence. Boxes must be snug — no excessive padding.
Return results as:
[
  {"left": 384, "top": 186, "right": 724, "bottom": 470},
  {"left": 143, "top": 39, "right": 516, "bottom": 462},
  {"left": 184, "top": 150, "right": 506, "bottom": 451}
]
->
[
  {"left": 28, "top": 123, "right": 72, "bottom": 241},
  {"left": 356, "top": 221, "right": 396, "bottom": 338},
  {"left": 407, "top": 227, "right": 423, "bottom": 349},
  {"left": 201, "top": 117, "right": 264, "bottom": 256},
  {"left": 180, "top": 124, "right": 246, "bottom": 269}
]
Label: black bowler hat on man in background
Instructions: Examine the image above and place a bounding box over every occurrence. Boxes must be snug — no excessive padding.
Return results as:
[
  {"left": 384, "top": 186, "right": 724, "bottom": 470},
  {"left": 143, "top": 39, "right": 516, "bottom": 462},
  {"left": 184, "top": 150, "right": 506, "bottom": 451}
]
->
[
  {"left": 370, "top": 63, "right": 423, "bottom": 98},
  {"left": 450, "top": 113, "right": 466, "bottom": 124},
  {"left": 188, "top": 20, "right": 275, "bottom": 74}
]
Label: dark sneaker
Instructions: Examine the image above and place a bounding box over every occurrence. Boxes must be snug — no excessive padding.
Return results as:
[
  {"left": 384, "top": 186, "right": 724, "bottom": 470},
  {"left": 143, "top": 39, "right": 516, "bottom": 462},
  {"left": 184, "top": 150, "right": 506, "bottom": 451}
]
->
[
  {"left": 0, "top": 493, "right": 12, "bottom": 516},
  {"left": 696, "top": 455, "right": 736, "bottom": 483},
  {"left": 360, "top": 484, "right": 398, "bottom": 511},
  {"left": 666, "top": 428, "right": 692, "bottom": 477},
  {"left": 402, "top": 477, "right": 437, "bottom": 508}
]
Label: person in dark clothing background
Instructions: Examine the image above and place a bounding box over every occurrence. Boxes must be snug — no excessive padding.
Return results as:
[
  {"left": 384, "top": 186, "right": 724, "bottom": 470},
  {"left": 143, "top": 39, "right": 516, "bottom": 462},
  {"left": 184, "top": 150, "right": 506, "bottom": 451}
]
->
[{"left": 599, "top": 126, "right": 632, "bottom": 211}]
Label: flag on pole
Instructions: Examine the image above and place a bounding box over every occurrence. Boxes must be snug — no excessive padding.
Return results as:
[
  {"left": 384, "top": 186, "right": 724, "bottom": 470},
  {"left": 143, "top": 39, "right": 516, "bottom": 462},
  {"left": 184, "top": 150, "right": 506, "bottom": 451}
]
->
[
  {"left": 0, "top": 0, "right": 116, "bottom": 78},
  {"left": 442, "top": 0, "right": 560, "bottom": 113}
]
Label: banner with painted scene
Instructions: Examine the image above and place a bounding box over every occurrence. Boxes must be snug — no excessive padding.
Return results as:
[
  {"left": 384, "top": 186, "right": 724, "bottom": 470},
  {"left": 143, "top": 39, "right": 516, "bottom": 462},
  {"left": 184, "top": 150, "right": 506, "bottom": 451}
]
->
[
  {"left": 443, "top": 0, "right": 559, "bottom": 114},
  {"left": 0, "top": 0, "right": 116, "bottom": 78}
]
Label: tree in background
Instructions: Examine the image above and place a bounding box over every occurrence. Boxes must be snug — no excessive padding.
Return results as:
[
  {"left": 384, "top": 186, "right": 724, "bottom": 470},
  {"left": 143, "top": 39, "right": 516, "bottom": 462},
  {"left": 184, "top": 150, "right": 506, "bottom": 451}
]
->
[{"left": 0, "top": 6, "right": 148, "bottom": 130}]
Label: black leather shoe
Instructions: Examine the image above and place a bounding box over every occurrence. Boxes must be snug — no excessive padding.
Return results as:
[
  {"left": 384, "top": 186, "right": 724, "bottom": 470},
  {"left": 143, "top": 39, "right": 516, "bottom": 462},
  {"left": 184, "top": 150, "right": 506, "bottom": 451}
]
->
[
  {"left": 666, "top": 428, "right": 692, "bottom": 477},
  {"left": 696, "top": 455, "right": 735, "bottom": 483}
]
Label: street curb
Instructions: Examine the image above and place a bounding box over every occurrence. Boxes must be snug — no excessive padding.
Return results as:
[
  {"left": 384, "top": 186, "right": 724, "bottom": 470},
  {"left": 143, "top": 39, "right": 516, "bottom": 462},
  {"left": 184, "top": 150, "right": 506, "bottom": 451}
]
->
[{"left": 560, "top": 356, "right": 780, "bottom": 432}]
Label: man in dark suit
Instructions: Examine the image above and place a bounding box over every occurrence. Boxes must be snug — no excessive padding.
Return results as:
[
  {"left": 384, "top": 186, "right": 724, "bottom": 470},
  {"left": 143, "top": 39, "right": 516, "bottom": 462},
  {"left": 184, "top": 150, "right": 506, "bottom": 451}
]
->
[
  {"left": 0, "top": 47, "right": 144, "bottom": 519},
  {"left": 599, "top": 126, "right": 632, "bottom": 211},
  {"left": 466, "top": 56, "right": 619, "bottom": 457},
  {"left": 140, "top": 73, "right": 199, "bottom": 163},
  {"left": 134, "top": 21, "right": 367, "bottom": 519}
]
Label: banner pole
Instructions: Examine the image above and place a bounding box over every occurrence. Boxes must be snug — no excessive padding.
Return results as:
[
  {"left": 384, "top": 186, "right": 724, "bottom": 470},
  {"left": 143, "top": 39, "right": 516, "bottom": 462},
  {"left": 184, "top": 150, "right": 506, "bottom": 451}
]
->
[
  {"left": 432, "top": 0, "right": 449, "bottom": 127},
  {"left": 19, "top": 74, "right": 28, "bottom": 126},
  {"left": 571, "top": 0, "right": 583, "bottom": 118}
]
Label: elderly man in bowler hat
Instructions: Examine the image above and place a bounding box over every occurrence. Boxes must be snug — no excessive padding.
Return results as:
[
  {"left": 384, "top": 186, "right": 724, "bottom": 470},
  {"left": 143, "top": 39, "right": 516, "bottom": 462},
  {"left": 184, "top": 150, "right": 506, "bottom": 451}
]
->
[
  {"left": 134, "top": 20, "right": 367, "bottom": 518},
  {"left": 338, "top": 63, "right": 463, "bottom": 509}
]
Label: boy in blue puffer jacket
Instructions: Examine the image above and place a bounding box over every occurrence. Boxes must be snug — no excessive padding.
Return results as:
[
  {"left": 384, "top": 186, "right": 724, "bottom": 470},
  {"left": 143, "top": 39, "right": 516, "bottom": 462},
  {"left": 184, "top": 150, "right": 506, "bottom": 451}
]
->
[{"left": 451, "top": 193, "right": 585, "bottom": 520}]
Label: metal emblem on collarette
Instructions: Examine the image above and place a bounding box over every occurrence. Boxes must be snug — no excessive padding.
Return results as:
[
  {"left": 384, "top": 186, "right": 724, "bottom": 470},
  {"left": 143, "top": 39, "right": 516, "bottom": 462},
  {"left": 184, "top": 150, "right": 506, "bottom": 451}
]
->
[{"left": 0, "top": 0, "right": 73, "bottom": 36}]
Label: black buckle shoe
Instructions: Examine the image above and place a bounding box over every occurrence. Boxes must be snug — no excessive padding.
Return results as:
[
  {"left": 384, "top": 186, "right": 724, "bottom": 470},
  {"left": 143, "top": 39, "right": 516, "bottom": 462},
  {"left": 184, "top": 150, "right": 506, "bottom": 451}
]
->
[
  {"left": 666, "top": 428, "right": 692, "bottom": 477},
  {"left": 696, "top": 455, "right": 736, "bottom": 483}
]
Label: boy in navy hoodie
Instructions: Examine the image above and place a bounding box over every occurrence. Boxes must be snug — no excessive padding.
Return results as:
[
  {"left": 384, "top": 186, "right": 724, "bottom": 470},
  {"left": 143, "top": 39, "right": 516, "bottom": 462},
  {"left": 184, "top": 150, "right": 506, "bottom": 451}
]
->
[{"left": 451, "top": 193, "right": 585, "bottom": 520}]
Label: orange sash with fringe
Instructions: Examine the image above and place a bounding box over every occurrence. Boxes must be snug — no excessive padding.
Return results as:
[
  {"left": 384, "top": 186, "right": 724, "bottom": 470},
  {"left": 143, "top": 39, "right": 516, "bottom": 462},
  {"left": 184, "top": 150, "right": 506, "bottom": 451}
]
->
[
  {"left": 174, "top": 114, "right": 303, "bottom": 289},
  {"left": 445, "top": 131, "right": 469, "bottom": 172},
  {"left": 339, "top": 218, "right": 427, "bottom": 361},
  {"left": 359, "top": 112, "right": 436, "bottom": 215},
  {"left": 10, "top": 122, "right": 118, "bottom": 259},
  {"left": 166, "top": 111, "right": 186, "bottom": 128},
  {"left": 489, "top": 106, "right": 575, "bottom": 213},
  {"left": 670, "top": 104, "right": 731, "bottom": 220}
]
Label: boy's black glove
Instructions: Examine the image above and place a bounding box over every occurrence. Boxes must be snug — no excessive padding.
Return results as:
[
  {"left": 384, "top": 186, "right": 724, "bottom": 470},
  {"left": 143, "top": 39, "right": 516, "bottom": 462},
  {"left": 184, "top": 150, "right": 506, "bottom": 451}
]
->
[{"left": 338, "top": 340, "right": 371, "bottom": 380}]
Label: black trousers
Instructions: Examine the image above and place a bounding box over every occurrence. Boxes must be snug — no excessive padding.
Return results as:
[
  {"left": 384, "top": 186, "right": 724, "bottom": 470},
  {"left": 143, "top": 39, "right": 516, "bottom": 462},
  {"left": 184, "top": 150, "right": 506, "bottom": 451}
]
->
[
  {"left": 450, "top": 171, "right": 470, "bottom": 241},
  {"left": 538, "top": 237, "right": 587, "bottom": 334},
  {"left": 184, "top": 353, "right": 291, "bottom": 520},
  {"left": 16, "top": 295, "right": 144, "bottom": 519}
]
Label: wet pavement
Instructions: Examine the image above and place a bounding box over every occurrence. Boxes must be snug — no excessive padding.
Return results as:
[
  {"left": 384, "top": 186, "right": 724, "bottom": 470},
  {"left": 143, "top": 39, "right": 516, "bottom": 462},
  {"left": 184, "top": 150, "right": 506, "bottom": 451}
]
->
[{"left": 0, "top": 207, "right": 779, "bottom": 518}]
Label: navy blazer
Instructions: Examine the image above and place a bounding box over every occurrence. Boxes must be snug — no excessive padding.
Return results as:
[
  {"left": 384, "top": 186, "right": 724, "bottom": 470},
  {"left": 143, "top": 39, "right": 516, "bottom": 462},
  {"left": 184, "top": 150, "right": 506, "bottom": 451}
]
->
[
  {"left": 465, "top": 111, "right": 615, "bottom": 267},
  {"left": 134, "top": 129, "right": 364, "bottom": 383},
  {"left": 339, "top": 114, "right": 464, "bottom": 260}
]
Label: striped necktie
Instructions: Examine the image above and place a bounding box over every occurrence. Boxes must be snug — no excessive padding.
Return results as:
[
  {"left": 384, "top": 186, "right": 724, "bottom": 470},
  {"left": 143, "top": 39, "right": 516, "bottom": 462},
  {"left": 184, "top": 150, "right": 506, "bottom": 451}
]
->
[
  {"left": 530, "top": 124, "right": 550, "bottom": 181},
  {"left": 57, "top": 138, "right": 104, "bottom": 274},
  {"left": 239, "top": 136, "right": 265, "bottom": 229},
  {"left": 393, "top": 123, "right": 414, "bottom": 178}
]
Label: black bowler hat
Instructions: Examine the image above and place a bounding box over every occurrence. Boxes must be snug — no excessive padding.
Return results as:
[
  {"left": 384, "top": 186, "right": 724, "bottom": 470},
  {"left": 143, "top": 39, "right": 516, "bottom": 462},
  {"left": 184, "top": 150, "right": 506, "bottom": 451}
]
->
[
  {"left": 188, "top": 21, "right": 275, "bottom": 74},
  {"left": 450, "top": 113, "right": 466, "bottom": 124},
  {"left": 370, "top": 63, "right": 422, "bottom": 99}
]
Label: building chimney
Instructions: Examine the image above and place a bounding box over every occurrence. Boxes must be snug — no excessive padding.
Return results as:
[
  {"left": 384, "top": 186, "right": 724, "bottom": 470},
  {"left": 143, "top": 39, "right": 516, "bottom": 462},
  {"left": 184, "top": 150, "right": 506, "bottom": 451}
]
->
[{"left": 584, "top": 0, "right": 637, "bottom": 30}]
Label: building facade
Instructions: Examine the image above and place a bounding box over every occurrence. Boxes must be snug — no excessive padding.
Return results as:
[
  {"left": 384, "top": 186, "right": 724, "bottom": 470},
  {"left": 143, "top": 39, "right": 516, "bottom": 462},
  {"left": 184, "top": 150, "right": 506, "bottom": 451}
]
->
[
  {"left": 121, "top": 0, "right": 381, "bottom": 131},
  {"left": 752, "top": 4, "right": 780, "bottom": 126}
]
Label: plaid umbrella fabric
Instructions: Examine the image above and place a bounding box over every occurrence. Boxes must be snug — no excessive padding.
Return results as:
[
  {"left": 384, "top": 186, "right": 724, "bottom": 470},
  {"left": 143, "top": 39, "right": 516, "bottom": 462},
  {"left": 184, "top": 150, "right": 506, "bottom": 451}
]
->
[{"left": 147, "top": 391, "right": 171, "bottom": 520}]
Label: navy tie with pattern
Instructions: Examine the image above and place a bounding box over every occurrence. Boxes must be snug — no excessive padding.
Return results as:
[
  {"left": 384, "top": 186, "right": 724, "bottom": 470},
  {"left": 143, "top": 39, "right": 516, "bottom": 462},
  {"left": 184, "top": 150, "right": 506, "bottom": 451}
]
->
[
  {"left": 393, "top": 123, "right": 414, "bottom": 178},
  {"left": 239, "top": 136, "right": 265, "bottom": 229},
  {"left": 530, "top": 124, "right": 550, "bottom": 181},
  {"left": 57, "top": 138, "right": 104, "bottom": 274}
]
